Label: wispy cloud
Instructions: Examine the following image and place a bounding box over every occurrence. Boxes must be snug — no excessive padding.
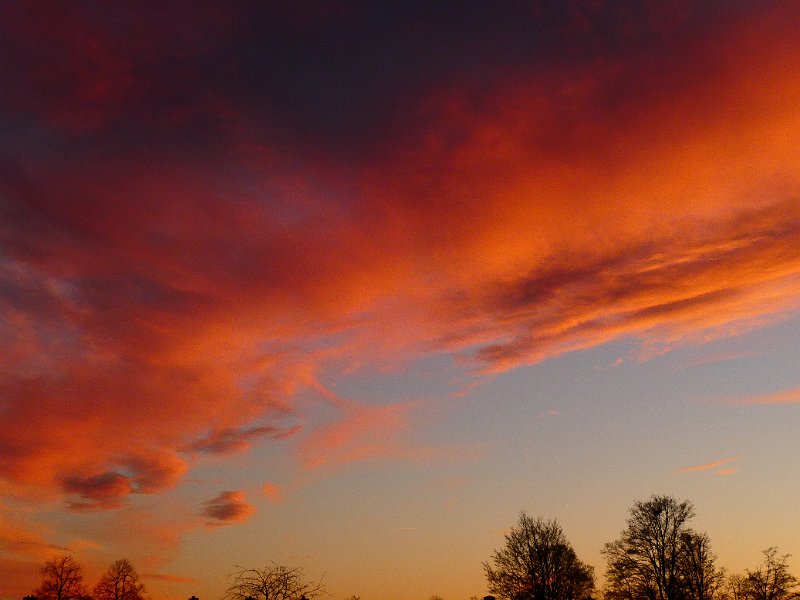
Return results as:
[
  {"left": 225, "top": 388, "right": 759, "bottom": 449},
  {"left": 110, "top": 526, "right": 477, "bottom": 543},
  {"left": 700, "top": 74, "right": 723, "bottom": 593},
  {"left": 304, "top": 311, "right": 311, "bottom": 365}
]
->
[
  {"left": 536, "top": 409, "right": 560, "bottom": 421},
  {"left": 677, "top": 457, "right": 738, "bottom": 474},
  {"left": 140, "top": 572, "right": 200, "bottom": 584},
  {"left": 715, "top": 468, "right": 737, "bottom": 476},
  {"left": 461, "top": 202, "right": 800, "bottom": 373},
  {"left": 184, "top": 424, "right": 301, "bottom": 455},
  {"left": 297, "top": 398, "right": 426, "bottom": 471},
  {"left": 719, "top": 386, "right": 800, "bottom": 405},
  {"left": 0, "top": 512, "right": 62, "bottom": 560}
]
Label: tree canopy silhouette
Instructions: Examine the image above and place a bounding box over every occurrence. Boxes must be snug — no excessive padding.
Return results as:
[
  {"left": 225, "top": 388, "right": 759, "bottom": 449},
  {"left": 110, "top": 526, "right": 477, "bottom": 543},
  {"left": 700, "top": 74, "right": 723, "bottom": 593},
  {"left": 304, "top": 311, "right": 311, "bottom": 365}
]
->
[
  {"left": 743, "top": 548, "right": 799, "bottom": 600},
  {"left": 603, "top": 495, "right": 724, "bottom": 600},
  {"left": 92, "top": 559, "right": 146, "bottom": 600},
  {"left": 222, "top": 563, "right": 325, "bottom": 600},
  {"left": 484, "top": 512, "right": 594, "bottom": 600},
  {"left": 34, "top": 555, "right": 87, "bottom": 600}
]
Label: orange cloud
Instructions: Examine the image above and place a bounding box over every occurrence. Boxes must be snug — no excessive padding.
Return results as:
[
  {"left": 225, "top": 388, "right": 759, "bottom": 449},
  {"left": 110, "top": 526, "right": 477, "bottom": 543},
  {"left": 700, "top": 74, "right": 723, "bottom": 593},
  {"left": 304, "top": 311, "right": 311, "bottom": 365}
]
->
[
  {"left": 677, "top": 457, "right": 738, "bottom": 474},
  {"left": 459, "top": 201, "right": 800, "bottom": 372}
]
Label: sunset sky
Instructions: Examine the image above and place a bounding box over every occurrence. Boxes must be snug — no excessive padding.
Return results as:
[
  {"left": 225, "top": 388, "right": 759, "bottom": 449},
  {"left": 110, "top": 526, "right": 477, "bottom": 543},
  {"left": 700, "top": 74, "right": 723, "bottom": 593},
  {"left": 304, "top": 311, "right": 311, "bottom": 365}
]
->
[{"left": 2, "top": 2, "right": 800, "bottom": 599}]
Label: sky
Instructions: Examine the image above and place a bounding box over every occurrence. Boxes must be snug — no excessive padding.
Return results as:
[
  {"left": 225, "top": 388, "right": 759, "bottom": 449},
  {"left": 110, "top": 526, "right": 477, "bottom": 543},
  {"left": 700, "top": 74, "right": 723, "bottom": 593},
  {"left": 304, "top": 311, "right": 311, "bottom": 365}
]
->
[{"left": 2, "top": 1, "right": 800, "bottom": 599}]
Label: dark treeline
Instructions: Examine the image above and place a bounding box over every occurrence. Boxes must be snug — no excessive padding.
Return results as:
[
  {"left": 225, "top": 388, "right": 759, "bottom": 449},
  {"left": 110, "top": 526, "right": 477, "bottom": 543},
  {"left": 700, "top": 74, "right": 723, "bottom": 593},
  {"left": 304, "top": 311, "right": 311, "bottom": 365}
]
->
[
  {"left": 28, "top": 557, "right": 145, "bottom": 600},
  {"left": 484, "top": 495, "right": 799, "bottom": 600},
  {"left": 26, "top": 495, "right": 799, "bottom": 600}
]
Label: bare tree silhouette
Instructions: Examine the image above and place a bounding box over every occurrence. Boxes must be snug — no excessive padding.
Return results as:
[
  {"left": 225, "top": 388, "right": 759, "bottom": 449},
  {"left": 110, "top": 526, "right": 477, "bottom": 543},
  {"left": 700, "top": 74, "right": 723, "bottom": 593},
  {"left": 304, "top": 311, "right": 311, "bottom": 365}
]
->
[
  {"left": 34, "top": 555, "right": 87, "bottom": 600},
  {"left": 92, "top": 559, "right": 146, "bottom": 600},
  {"left": 484, "top": 512, "right": 594, "bottom": 600},
  {"left": 222, "top": 563, "right": 325, "bottom": 600}
]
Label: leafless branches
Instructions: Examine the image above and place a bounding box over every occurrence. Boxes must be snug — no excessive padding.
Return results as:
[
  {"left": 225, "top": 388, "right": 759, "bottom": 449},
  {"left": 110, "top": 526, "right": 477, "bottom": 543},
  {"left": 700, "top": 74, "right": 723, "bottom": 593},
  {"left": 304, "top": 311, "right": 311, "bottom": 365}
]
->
[{"left": 222, "top": 563, "right": 325, "bottom": 600}]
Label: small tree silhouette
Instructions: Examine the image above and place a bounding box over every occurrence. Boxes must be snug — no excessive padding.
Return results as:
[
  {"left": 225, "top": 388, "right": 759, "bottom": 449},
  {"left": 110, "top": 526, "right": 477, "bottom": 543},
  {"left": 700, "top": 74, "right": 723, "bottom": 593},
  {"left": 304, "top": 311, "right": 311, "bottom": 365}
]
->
[{"left": 222, "top": 563, "right": 325, "bottom": 600}]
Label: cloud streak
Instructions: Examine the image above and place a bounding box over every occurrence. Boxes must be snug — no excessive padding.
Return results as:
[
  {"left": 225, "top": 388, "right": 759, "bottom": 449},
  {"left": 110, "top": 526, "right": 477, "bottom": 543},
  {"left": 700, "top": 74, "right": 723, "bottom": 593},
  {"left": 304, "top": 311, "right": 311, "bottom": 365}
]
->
[
  {"left": 719, "top": 386, "right": 800, "bottom": 406},
  {"left": 677, "top": 457, "right": 738, "bottom": 474},
  {"left": 184, "top": 425, "right": 301, "bottom": 456},
  {"left": 463, "top": 201, "right": 800, "bottom": 371},
  {"left": 140, "top": 572, "right": 200, "bottom": 584}
]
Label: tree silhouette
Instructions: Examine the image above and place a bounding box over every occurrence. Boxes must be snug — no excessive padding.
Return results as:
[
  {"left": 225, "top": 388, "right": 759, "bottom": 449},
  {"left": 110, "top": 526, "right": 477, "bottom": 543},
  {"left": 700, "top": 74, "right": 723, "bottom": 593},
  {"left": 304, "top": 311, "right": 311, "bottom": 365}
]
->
[
  {"left": 604, "top": 495, "right": 695, "bottom": 600},
  {"left": 743, "top": 548, "right": 799, "bottom": 600},
  {"left": 677, "top": 531, "right": 726, "bottom": 600},
  {"left": 603, "top": 495, "right": 727, "bottom": 600},
  {"left": 92, "top": 559, "right": 146, "bottom": 600},
  {"left": 484, "top": 512, "right": 594, "bottom": 600},
  {"left": 222, "top": 563, "right": 325, "bottom": 600},
  {"left": 34, "top": 555, "right": 87, "bottom": 600}
]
